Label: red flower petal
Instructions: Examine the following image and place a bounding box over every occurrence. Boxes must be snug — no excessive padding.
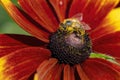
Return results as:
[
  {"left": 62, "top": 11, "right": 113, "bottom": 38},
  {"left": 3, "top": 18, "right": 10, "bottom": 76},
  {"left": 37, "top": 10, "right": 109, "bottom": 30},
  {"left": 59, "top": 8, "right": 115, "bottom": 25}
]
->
[
  {"left": 0, "top": 0, "right": 50, "bottom": 43},
  {"left": 76, "top": 64, "right": 89, "bottom": 80},
  {"left": 37, "top": 58, "right": 58, "bottom": 80},
  {"left": 92, "top": 31, "right": 120, "bottom": 57},
  {"left": 69, "top": 0, "right": 119, "bottom": 30},
  {"left": 34, "top": 60, "right": 64, "bottom": 80},
  {"left": 19, "top": 0, "right": 59, "bottom": 33},
  {"left": 89, "top": 58, "right": 120, "bottom": 73},
  {"left": 0, "top": 34, "right": 46, "bottom": 57},
  {"left": 92, "top": 31, "right": 120, "bottom": 46},
  {"left": 63, "top": 65, "right": 75, "bottom": 80},
  {"left": 90, "top": 8, "right": 120, "bottom": 40},
  {"left": 35, "top": 63, "right": 64, "bottom": 80},
  {"left": 0, "top": 47, "right": 51, "bottom": 80},
  {"left": 93, "top": 44, "right": 120, "bottom": 58},
  {"left": 82, "top": 58, "right": 120, "bottom": 80},
  {"left": 18, "top": 0, "right": 59, "bottom": 33},
  {"left": 49, "top": 0, "right": 70, "bottom": 22},
  {"left": 52, "top": 64, "right": 64, "bottom": 80},
  {"left": 42, "top": 63, "right": 59, "bottom": 80}
]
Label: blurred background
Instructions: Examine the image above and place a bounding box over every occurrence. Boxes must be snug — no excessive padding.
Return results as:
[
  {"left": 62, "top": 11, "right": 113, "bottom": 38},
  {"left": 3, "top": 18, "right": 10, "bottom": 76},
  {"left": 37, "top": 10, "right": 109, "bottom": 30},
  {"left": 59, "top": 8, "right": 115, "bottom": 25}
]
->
[{"left": 0, "top": 0, "right": 29, "bottom": 35}]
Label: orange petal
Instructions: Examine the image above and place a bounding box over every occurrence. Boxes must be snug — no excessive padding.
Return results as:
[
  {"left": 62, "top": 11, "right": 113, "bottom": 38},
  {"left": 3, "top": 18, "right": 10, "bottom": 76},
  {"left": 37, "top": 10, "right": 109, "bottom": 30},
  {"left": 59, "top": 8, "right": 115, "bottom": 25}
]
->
[
  {"left": 82, "top": 58, "right": 120, "bottom": 80},
  {"left": 37, "top": 58, "right": 58, "bottom": 80},
  {"left": 35, "top": 64, "right": 64, "bottom": 80},
  {"left": 63, "top": 64, "right": 75, "bottom": 80},
  {"left": 69, "top": 0, "right": 119, "bottom": 30},
  {"left": 0, "top": 47, "right": 51, "bottom": 80},
  {"left": 34, "top": 64, "right": 61, "bottom": 80},
  {"left": 43, "top": 63, "right": 63, "bottom": 80},
  {"left": 18, "top": 0, "right": 59, "bottom": 33},
  {"left": 51, "top": 64, "right": 64, "bottom": 80},
  {"left": 90, "top": 8, "right": 120, "bottom": 40},
  {"left": 70, "top": 66, "right": 75, "bottom": 80},
  {"left": 49, "top": 0, "right": 70, "bottom": 22},
  {"left": 76, "top": 64, "right": 90, "bottom": 80},
  {"left": 0, "top": 0, "right": 50, "bottom": 43},
  {"left": 43, "top": 63, "right": 59, "bottom": 80}
]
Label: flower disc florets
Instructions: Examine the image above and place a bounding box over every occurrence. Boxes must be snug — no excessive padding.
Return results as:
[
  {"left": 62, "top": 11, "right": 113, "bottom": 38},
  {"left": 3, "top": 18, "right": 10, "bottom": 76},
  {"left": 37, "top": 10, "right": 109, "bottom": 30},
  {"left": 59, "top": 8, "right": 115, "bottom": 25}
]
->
[{"left": 48, "top": 18, "right": 92, "bottom": 65}]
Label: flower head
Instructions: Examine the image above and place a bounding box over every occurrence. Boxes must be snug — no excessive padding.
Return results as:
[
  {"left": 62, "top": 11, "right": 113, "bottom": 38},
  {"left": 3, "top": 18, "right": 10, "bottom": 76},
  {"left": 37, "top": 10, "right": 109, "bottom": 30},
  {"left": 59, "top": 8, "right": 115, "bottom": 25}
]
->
[{"left": 0, "top": 0, "right": 120, "bottom": 80}]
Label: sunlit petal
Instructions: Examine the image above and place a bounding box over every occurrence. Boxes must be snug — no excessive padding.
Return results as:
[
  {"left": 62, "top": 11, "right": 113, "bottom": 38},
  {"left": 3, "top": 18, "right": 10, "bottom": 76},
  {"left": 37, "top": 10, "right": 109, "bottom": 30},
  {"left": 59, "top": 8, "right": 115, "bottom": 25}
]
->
[
  {"left": 90, "top": 8, "right": 120, "bottom": 40},
  {"left": 0, "top": 47, "right": 51, "bottom": 80},
  {"left": 69, "top": 0, "right": 119, "bottom": 30}
]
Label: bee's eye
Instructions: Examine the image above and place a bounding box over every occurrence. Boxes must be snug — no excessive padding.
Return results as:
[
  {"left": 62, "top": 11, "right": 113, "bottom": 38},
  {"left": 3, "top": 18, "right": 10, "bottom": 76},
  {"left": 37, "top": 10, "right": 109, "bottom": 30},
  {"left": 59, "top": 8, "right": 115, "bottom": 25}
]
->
[{"left": 65, "top": 20, "right": 72, "bottom": 26}]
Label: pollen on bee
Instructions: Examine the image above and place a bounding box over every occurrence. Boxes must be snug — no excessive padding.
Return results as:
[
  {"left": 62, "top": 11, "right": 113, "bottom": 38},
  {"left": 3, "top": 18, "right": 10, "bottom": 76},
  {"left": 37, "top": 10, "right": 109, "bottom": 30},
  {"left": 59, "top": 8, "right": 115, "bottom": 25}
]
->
[
  {"left": 66, "top": 27, "right": 74, "bottom": 33},
  {"left": 59, "top": 18, "right": 86, "bottom": 36}
]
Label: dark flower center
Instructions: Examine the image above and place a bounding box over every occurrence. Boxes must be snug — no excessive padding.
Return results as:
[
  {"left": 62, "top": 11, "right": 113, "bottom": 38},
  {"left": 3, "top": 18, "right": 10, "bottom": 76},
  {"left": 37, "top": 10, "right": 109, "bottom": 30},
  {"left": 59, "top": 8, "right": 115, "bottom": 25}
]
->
[{"left": 48, "top": 18, "right": 92, "bottom": 65}]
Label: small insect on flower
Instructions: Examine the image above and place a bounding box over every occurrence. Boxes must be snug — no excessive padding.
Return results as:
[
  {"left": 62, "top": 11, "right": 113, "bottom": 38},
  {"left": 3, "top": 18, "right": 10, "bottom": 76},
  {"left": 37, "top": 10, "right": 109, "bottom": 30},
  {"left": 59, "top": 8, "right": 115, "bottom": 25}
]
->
[{"left": 59, "top": 19, "right": 85, "bottom": 47}]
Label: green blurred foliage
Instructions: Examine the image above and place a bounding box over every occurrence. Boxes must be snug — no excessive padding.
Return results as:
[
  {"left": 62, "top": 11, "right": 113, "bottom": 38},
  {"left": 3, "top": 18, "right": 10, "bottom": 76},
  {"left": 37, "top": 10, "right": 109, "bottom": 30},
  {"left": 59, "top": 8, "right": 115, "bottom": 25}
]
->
[{"left": 0, "top": 1, "right": 30, "bottom": 35}]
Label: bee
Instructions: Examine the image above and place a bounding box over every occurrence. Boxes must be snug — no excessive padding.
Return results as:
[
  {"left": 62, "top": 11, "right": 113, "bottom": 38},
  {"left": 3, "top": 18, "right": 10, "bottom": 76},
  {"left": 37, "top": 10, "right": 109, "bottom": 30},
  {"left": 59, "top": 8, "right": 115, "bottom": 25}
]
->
[
  {"left": 59, "top": 18, "right": 85, "bottom": 36},
  {"left": 59, "top": 15, "right": 91, "bottom": 47},
  {"left": 59, "top": 13, "right": 91, "bottom": 34}
]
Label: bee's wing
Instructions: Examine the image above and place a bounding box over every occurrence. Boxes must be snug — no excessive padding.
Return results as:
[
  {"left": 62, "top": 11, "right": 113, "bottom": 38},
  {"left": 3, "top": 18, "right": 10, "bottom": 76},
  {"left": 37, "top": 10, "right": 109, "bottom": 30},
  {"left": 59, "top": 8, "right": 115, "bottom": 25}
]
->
[
  {"left": 81, "top": 22, "right": 91, "bottom": 30},
  {"left": 72, "top": 13, "right": 83, "bottom": 21},
  {"left": 72, "top": 13, "right": 91, "bottom": 30}
]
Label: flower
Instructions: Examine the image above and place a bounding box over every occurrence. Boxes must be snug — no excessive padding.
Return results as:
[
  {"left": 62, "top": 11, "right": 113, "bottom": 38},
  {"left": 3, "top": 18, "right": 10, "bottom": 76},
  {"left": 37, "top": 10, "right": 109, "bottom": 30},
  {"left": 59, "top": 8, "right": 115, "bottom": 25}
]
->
[{"left": 0, "top": 0, "right": 120, "bottom": 80}]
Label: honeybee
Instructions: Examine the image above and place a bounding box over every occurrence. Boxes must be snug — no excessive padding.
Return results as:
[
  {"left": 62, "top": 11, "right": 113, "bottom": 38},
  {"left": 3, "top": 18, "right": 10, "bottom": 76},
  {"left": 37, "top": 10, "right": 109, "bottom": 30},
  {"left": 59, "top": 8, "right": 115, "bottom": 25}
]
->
[
  {"left": 59, "top": 14, "right": 91, "bottom": 47},
  {"left": 59, "top": 13, "right": 91, "bottom": 34}
]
